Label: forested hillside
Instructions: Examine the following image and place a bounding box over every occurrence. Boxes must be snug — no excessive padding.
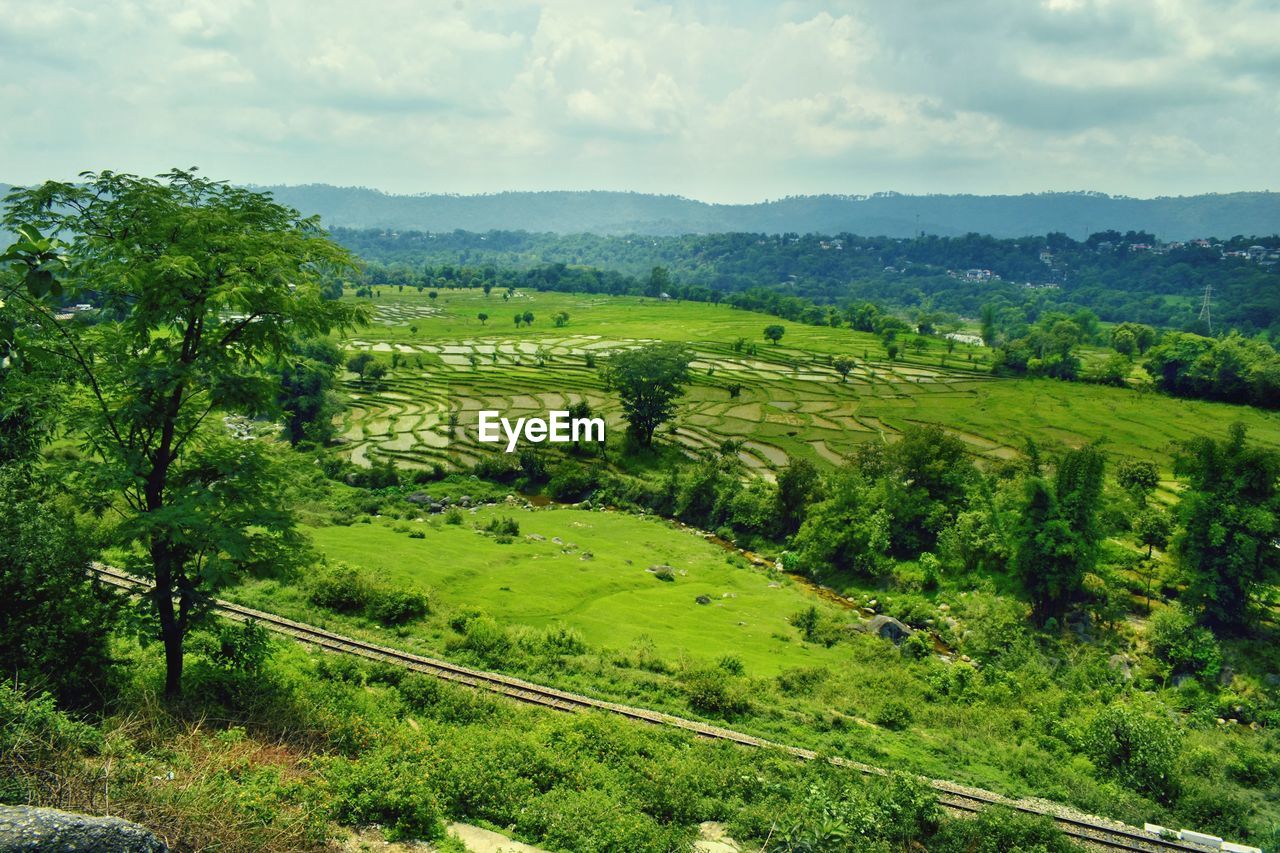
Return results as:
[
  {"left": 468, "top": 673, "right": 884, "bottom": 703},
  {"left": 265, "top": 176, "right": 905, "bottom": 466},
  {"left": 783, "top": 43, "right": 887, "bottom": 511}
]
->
[
  {"left": 336, "top": 227, "right": 1280, "bottom": 336},
  {"left": 259, "top": 185, "right": 1280, "bottom": 240}
]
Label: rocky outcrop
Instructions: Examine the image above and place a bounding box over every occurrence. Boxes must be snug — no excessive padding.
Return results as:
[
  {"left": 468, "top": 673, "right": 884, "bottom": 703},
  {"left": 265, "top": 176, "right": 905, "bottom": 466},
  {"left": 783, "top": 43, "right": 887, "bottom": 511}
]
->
[{"left": 0, "top": 805, "right": 167, "bottom": 852}]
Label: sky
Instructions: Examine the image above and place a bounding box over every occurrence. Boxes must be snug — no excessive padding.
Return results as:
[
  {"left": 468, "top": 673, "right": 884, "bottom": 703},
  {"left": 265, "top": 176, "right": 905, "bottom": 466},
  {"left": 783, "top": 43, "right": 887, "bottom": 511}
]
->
[{"left": 1, "top": 0, "right": 1277, "bottom": 203}]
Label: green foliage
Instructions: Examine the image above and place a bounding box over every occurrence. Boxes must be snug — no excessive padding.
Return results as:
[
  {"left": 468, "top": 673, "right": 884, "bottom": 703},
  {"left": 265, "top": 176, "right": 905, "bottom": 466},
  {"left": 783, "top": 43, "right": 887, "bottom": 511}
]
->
[
  {"left": 681, "top": 667, "right": 750, "bottom": 717},
  {"left": 1146, "top": 332, "right": 1280, "bottom": 409},
  {"left": 324, "top": 743, "right": 445, "bottom": 841},
  {"left": 930, "top": 805, "right": 1074, "bottom": 853},
  {"left": 764, "top": 323, "right": 785, "bottom": 344},
  {"left": 605, "top": 342, "right": 692, "bottom": 448},
  {"left": 3, "top": 169, "right": 368, "bottom": 696},
  {"left": 1148, "top": 606, "right": 1222, "bottom": 682},
  {"left": 1084, "top": 703, "right": 1182, "bottom": 799},
  {"left": 776, "top": 457, "right": 821, "bottom": 535},
  {"left": 1012, "top": 444, "right": 1105, "bottom": 624},
  {"left": 1173, "top": 423, "right": 1280, "bottom": 629},
  {"left": 0, "top": 684, "right": 103, "bottom": 803},
  {"left": 275, "top": 337, "right": 344, "bottom": 446},
  {"left": 308, "top": 562, "right": 430, "bottom": 626},
  {"left": 1116, "top": 458, "right": 1160, "bottom": 502},
  {"left": 874, "top": 698, "right": 914, "bottom": 730},
  {"left": 0, "top": 467, "right": 116, "bottom": 708}
]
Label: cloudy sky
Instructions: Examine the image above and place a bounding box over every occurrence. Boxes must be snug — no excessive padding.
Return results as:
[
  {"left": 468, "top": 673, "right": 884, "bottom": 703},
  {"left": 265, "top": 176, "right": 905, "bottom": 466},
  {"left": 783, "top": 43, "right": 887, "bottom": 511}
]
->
[{"left": 1, "top": 0, "right": 1276, "bottom": 202}]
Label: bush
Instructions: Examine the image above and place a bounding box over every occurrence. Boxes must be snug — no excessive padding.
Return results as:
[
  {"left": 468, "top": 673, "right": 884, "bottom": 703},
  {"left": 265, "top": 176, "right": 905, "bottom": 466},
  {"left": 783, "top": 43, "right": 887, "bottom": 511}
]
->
[
  {"left": 324, "top": 744, "right": 444, "bottom": 841},
  {"left": 452, "top": 614, "right": 514, "bottom": 666},
  {"left": 0, "top": 470, "right": 117, "bottom": 709},
  {"left": 681, "top": 667, "right": 750, "bottom": 717},
  {"left": 1149, "top": 605, "right": 1222, "bottom": 681},
  {"left": 776, "top": 666, "right": 828, "bottom": 696},
  {"left": 539, "top": 624, "right": 587, "bottom": 655},
  {"left": 515, "top": 787, "right": 690, "bottom": 852},
  {"left": 931, "top": 805, "right": 1073, "bottom": 852},
  {"left": 483, "top": 516, "right": 520, "bottom": 541},
  {"left": 0, "top": 685, "right": 103, "bottom": 802},
  {"left": 308, "top": 563, "right": 429, "bottom": 625},
  {"left": 367, "top": 588, "right": 431, "bottom": 626},
  {"left": 875, "top": 697, "right": 914, "bottom": 730},
  {"left": 1084, "top": 703, "right": 1182, "bottom": 799},
  {"left": 547, "top": 467, "right": 598, "bottom": 502},
  {"left": 308, "top": 563, "right": 371, "bottom": 613}
]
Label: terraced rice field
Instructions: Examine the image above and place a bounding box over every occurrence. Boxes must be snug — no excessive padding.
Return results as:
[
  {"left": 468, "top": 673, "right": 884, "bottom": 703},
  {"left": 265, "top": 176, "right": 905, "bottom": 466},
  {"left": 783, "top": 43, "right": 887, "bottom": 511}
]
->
[{"left": 333, "top": 289, "right": 1280, "bottom": 477}]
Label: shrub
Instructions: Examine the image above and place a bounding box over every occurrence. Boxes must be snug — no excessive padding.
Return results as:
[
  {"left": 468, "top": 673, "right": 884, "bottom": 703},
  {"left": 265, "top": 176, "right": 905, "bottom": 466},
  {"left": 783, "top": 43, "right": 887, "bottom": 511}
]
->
[
  {"left": 0, "top": 685, "right": 103, "bottom": 802},
  {"left": 1084, "top": 703, "right": 1182, "bottom": 799},
  {"left": 367, "top": 588, "right": 431, "bottom": 626},
  {"left": 875, "top": 698, "right": 914, "bottom": 730},
  {"left": 776, "top": 666, "right": 828, "bottom": 696},
  {"left": 483, "top": 516, "right": 520, "bottom": 539},
  {"left": 540, "top": 624, "right": 587, "bottom": 656},
  {"left": 902, "top": 631, "right": 934, "bottom": 661},
  {"left": 931, "top": 805, "right": 1073, "bottom": 852},
  {"left": 515, "top": 787, "right": 690, "bottom": 853},
  {"left": 324, "top": 744, "right": 444, "bottom": 841},
  {"left": 453, "top": 614, "right": 514, "bottom": 666},
  {"left": 444, "top": 507, "right": 465, "bottom": 525},
  {"left": 1149, "top": 605, "right": 1222, "bottom": 681},
  {"left": 547, "top": 467, "right": 598, "bottom": 502},
  {"left": 308, "top": 563, "right": 370, "bottom": 613},
  {"left": 682, "top": 667, "right": 750, "bottom": 717},
  {"left": 308, "top": 563, "right": 429, "bottom": 625}
]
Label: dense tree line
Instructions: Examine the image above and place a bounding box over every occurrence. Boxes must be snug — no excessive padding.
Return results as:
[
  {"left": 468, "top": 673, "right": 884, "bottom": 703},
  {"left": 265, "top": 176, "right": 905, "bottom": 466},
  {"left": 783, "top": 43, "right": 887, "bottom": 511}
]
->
[{"left": 333, "top": 226, "right": 1280, "bottom": 338}]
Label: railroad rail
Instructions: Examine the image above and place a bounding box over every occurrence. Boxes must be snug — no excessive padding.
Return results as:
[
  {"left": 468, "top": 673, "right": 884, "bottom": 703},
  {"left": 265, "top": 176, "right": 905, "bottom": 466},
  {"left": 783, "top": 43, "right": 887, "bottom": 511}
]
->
[{"left": 90, "top": 564, "right": 1219, "bottom": 852}]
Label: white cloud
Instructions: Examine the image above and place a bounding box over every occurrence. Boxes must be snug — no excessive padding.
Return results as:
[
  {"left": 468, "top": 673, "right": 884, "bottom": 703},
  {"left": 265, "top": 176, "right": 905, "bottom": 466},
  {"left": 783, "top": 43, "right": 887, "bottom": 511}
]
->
[{"left": 0, "top": 0, "right": 1275, "bottom": 200}]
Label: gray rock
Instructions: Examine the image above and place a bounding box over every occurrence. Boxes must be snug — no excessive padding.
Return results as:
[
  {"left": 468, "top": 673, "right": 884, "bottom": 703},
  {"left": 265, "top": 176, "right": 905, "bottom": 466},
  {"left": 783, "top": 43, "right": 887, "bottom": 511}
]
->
[
  {"left": 695, "top": 595, "right": 712, "bottom": 605},
  {"left": 862, "top": 614, "right": 913, "bottom": 644},
  {"left": 0, "top": 805, "right": 168, "bottom": 852},
  {"left": 1108, "top": 654, "right": 1133, "bottom": 681},
  {"left": 406, "top": 491, "right": 430, "bottom": 505}
]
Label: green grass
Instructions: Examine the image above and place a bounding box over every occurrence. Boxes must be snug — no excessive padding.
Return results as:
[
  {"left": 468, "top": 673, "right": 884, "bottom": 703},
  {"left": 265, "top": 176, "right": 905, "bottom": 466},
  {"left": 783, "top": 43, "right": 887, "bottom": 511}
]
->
[{"left": 305, "top": 506, "right": 846, "bottom": 676}]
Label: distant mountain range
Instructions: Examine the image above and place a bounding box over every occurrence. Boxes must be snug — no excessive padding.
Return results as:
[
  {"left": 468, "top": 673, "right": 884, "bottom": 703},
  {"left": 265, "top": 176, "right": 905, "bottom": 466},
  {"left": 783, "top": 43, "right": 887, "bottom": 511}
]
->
[
  {"left": 5, "top": 182, "right": 1280, "bottom": 240},
  {"left": 259, "top": 186, "right": 1280, "bottom": 241}
]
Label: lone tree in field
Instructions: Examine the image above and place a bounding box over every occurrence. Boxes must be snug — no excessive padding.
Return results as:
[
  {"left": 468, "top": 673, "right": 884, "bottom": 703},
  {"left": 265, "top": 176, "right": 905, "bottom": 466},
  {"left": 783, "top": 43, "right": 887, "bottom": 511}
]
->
[
  {"left": 833, "top": 356, "right": 854, "bottom": 382},
  {"left": 522, "top": 310, "right": 534, "bottom": 326},
  {"left": 477, "top": 312, "right": 488, "bottom": 325},
  {"left": 763, "top": 324, "right": 785, "bottom": 345},
  {"left": 605, "top": 342, "right": 692, "bottom": 448},
  {"left": 2, "top": 169, "right": 365, "bottom": 696}
]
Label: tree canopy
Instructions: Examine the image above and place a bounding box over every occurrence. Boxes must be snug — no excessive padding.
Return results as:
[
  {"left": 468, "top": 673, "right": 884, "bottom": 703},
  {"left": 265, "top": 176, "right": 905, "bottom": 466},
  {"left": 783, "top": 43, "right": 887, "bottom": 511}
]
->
[{"left": 2, "top": 168, "right": 367, "bottom": 695}]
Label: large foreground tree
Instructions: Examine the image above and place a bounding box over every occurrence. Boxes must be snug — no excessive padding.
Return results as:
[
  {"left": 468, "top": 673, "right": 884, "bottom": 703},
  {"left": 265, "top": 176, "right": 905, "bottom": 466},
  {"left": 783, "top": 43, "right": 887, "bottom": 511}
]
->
[{"left": 2, "top": 169, "right": 365, "bottom": 695}]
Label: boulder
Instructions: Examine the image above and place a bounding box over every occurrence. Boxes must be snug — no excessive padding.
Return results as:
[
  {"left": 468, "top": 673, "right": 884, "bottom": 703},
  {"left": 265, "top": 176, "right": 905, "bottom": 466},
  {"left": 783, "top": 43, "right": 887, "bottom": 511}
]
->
[
  {"left": 864, "top": 614, "right": 913, "bottom": 644},
  {"left": 0, "top": 805, "right": 167, "bottom": 852}
]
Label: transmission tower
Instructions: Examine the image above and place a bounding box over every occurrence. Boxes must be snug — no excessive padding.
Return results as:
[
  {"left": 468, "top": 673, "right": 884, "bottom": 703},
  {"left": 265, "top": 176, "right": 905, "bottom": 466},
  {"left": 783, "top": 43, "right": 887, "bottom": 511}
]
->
[{"left": 1198, "top": 283, "right": 1213, "bottom": 334}]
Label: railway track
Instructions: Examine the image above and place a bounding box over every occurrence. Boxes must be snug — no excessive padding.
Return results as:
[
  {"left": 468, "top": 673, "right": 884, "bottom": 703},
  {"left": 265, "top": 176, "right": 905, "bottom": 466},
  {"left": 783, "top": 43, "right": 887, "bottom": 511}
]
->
[{"left": 90, "top": 565, "right": 1219, "bottom": 852}]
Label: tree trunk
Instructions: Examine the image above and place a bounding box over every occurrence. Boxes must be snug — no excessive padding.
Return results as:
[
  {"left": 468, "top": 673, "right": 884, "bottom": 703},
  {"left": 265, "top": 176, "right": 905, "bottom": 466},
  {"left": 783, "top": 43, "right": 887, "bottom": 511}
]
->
[{"left": 152, "top": 547, "right": 184, "bottom": 698}]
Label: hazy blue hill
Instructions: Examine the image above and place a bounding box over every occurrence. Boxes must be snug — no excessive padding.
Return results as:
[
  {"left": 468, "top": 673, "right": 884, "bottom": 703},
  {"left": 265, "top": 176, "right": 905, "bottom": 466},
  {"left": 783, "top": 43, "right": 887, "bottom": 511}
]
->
[
  {"left": 4, "top": 181, "right": 1279, "bottom": 240},
  {"left": 258, "top": 185, "right": 1280, "bottom": 240}
]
